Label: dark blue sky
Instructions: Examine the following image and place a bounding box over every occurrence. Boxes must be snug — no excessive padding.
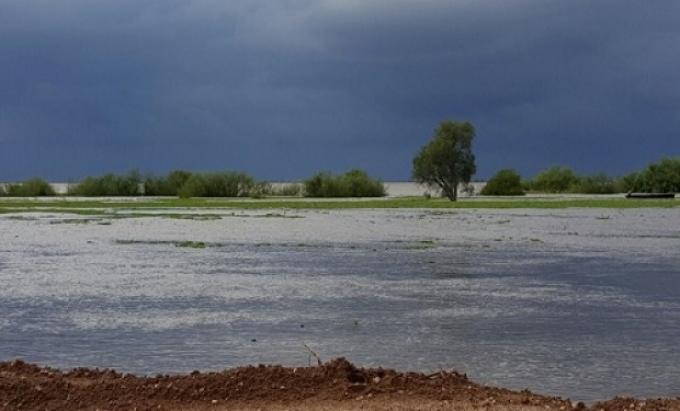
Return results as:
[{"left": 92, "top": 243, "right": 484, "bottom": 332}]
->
[{"left": 1, "top": 1, "right": 678, "bottom": 181}]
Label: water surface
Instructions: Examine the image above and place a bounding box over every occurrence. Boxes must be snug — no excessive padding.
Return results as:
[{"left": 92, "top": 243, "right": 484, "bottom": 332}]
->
[{"left": 1, "top": 208, "right": 679, "bottom": 402}]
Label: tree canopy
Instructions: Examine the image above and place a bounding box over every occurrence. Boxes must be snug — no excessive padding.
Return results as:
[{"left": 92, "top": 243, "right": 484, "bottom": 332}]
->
[{"left": 412, "top": 120, "right": 476, "bottom": 201}]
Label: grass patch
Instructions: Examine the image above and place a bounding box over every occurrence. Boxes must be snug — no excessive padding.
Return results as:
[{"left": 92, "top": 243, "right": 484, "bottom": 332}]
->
[{"left": 0, "top": 196, "right": 678, "bottom": 215}]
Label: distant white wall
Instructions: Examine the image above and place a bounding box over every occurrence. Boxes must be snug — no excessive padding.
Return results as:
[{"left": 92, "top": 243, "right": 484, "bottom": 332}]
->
[
  {"left": 383, "top": 182, "right": 486, "bottom": 197},
  {"left": 270, "top": 181, "right": 486, "bottom": 197}
]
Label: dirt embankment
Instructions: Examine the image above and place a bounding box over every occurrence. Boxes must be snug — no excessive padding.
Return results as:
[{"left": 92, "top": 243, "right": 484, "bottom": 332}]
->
[{"left": 1, "top": 358, "right": 678, "bottom": 411}]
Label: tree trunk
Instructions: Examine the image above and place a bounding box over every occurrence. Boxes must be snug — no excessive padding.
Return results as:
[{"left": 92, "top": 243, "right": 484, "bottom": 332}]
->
[{"left": 442, "top": 183, "right": 457, "bottom": 201}]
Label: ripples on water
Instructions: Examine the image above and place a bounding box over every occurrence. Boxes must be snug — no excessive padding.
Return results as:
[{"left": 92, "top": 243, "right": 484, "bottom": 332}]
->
[{"left": 0, "top": 209, "right": 679, "bottom": 402}]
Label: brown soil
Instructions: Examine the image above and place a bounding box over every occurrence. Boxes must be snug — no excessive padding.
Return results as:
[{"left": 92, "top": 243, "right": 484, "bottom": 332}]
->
[{"left": 0, "top": 358, "right": 678, "bottom": 411}]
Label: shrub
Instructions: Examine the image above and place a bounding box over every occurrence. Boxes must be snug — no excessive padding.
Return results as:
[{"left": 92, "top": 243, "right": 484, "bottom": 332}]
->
[
  {"left": 617, "top": 158, "right": 680, "bottom": 193},
  {"left": 304, "top": 169, "right": 385, "bottom": 197},
  {"left": 635, "top": 157, "right": 680, "bottom": 193},
  {"left": 570, "top": 173, "right": 619, "bottom": 194},
  {"left": 0, "top": 184, "right": 6, "bottom": 196},
  {"left": 618, "top": 171, "right": 643, "bottom": 193},
  {"left": 177, "top": 172, "right": 254, "bottom": 198},
  {"left": 527, "top": 166, "right": 578, "bottom": 193},
  {"left": 5, "top": 178, "right": 56, "bottom": 197},
  {"left": 481, "top": 169, "right": 525, "bottom": 196},
  {"left": 144, "top": 170, "right": 193, "bottom": 196},
  {"left": 70, "top": 170, "right": 142, "bottom": 196}
]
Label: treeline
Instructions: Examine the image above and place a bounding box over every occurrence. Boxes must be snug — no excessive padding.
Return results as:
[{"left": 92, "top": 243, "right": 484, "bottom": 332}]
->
[
  {"left": 0, "top": 169, "right": 386, "bottom": 198},
  {"left": 481, "top": 157, "right": 680, "bottom": 196}
]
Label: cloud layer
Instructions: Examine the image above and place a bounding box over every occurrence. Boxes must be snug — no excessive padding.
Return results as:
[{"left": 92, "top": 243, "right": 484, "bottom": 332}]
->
[{"left": 1, "top": 0, "right": 679, "bottom": 180}]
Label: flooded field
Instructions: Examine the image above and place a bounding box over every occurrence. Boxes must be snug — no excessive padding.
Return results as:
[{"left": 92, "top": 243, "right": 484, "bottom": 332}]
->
[{"left": 1, "top": 208, "right": 679, "bottom": 402}]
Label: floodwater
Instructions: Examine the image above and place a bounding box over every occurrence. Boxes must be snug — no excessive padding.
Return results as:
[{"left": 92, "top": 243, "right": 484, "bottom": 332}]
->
[{"left": 0, "top": 208, "right": 679, "bottom": 402}]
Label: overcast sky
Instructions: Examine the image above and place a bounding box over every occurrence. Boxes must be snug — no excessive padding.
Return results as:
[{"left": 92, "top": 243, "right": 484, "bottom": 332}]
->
[{"left": 1, "top": 0, "right": 678, "bottom": 181}]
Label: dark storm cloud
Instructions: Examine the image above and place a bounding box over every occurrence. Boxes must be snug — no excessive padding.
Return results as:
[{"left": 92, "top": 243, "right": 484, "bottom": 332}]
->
[{"left": 1, "top": 0, "right": 679, "bottom": 180}]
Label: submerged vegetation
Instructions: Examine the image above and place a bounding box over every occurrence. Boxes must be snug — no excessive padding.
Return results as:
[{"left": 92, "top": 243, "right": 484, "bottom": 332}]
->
[{"left": 175, "top": 240, "right": 207, "bottom": 249}]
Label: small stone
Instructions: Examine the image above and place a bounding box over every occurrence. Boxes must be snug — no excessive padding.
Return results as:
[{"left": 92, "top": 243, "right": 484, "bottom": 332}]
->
[
  {"left": 372, "top": 376, "right": 381, "bottom": 384},
  {"left": 211, "top": 400, "right": 218, "bottom": 404}
]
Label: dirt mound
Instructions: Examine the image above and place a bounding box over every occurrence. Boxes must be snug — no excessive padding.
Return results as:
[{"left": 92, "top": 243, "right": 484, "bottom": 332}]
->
[
  {"left": 593, "top": 397, "right": 680, "bottom": 411},
  {"left": 1, "top": 359, "right": 679, "bottom": 411}
]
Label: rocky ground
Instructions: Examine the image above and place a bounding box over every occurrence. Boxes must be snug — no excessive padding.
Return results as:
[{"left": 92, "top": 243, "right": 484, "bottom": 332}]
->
[{"left": 1, "top": 358, "right": 678, "bottom": 411}]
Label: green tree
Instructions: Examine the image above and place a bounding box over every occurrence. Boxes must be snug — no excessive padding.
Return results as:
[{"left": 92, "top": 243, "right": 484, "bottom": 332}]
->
[
  {"left": 481, "top": 169, "right": 524, "bottom": 196},
  {"left": 412, "top": 120, "right": 476, "bottom": 201}
]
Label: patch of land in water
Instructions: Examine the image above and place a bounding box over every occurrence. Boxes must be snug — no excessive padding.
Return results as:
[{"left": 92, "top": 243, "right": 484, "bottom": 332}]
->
[{"left": 3, "top": 358, "right": 679, "bottom": 411}]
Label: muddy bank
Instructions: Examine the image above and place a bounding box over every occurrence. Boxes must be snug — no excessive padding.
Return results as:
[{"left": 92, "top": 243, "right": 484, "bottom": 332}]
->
[{"left": 1, "top": 359, "right": 678, "bottom": 411}]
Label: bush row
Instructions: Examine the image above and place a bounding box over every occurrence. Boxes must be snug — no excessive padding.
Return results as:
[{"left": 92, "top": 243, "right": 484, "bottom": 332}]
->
[
  {"left": 304, "top": 169, "right": 386, "bottom": 197},
  {"left": 0, "top": 178, "right": 56, "bottom": 197},
  {"left": 481, "top": 157, "right": 680, "bottom": 196},
  {"left": 0, "top": 169, "right": 384, "bottom": 198}
]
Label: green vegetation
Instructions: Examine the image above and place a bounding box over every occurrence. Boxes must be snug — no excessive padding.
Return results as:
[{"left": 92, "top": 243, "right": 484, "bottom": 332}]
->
[
  {"left": 4, "top": 178, "right": 56, "bottom": 197},
  {"left": 1, "top": 196, "right": 677, "bottom": 217},
  {"left": 525, "top": 166, "right": 578, "bottom": 193},
  {"left": 304, "top": 169, "right": 385, "bottom": 197},
  {"left": 481, "top": 169, "right": 524, "bottom": 196},
  {"left": 412, "top": 120, "right": 476, "bottom": 201},
  {"left": 571, "top": 173, "right": 619, "bottom": 194},
  {"left": 177, "top": 172, "right": 254, "bottom": 198},
  {"left": 143, "top": 170, "right": 193, "bottom": 196},
  {"left": 620, "top": 157, "right": 680, "bottom": 193},
  {"left": 69, "top": 171, "right": 142, "bottom": 196},
  {"left": 520, "top": 158, "right": 680, "bottom": 194}
]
